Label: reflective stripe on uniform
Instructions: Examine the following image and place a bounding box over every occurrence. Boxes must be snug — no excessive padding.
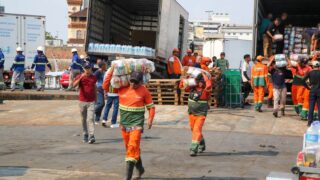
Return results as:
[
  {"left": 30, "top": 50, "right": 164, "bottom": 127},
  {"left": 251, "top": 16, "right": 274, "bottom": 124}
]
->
[
  {"left": 188, "top": 98, "right": 208, "bottom": 104},
  {"left": 33, "top": 63, "right": 47, "bottom": 65},
  {"left": 146, "top": 103, "right": 155, "bottom": 109},
  {"left": 14, "top": 62, "right": 25, "bottom": 65},
  {"left": 119, "top": 104, "right": 145, "bottom": 112}
]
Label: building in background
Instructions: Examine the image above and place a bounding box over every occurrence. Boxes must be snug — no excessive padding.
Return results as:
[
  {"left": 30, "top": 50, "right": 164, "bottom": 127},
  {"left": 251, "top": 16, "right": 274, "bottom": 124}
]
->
[
  {"left": 46, "top": 39, "right": 64, "bottom": 47},
  {"left": 67, "top": 0, "right": 87, "bottom": 47},
  {"left": 220, "top": 24, "right": 253, "bottom": 41}
]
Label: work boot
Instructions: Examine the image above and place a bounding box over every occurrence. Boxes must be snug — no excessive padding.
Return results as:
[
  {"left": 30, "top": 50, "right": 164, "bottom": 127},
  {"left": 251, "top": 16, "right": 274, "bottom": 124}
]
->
[
  {"left": 281, "top": 108, "right": 285, "bottom": 116},
  {"left": 37, "top": 88, "right": 41, "bottom": 91},
  {"left": 294, "top": 106, "right": 300, "bottom": 115},
  {"left": 88, "top": 135, "right": 95, "bottom": 144},
  {"left": 83, "top": 134, "right": 89, "bottom": 143},
  {"left": 198, "top": 139, "right": 206, "bottom": 153},
  {"left": 125, "top": 161, "right": 135, "bottom": 180},
  {"left": 273, "top": 111, "right": 278, "bottom": 118},
  {"left": 267, "top": 99, "right": 273, "bottom": 108},
  {"left": 257, "top": 107, "right": 263, "bottom": 113},
  {"left": 190, "top": 150, "right": 197, "bottom": 157},
  {"left": 133, "top": 159, "right": 145, "bottom": 180},
  {"left": 190, "top": 142, "right": 199, "bottom": 157}
]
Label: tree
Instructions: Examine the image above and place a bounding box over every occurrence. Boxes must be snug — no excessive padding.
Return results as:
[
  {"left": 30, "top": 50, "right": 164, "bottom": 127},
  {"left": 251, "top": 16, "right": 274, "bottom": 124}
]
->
[{"left": 45, "top": 32, "right": 55, "bottom": 40}]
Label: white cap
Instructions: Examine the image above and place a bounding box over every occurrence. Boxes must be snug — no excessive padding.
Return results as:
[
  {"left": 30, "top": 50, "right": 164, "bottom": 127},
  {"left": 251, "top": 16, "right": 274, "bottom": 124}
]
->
[
  {"left": 16, "top": 47, "right": 23, "bottom": 52},
  {"left": 80, "top": 55, "right": 85, "bottom": 59},
  {"left": 37, "top": 46, "right": 44, "bottom": 52},
  {"left": 312, "top": 61, "right": 320, "bottom": 67},
  {"left": 71, "top": 48, "right": 77, "bottom": 53}
]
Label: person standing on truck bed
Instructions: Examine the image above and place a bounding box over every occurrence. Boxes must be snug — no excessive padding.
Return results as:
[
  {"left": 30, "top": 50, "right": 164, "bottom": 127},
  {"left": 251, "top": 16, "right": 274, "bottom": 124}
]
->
[
  {"left": 103, "top": 69, "right": 155, "bottom": 180},
  {"left": 259, "top": 13, "right": 273, "bottom": 43},
  {"left": 263, "top": 18, "right": 281, "bottom": 58},
  {"left": 303, "top": 61, "right": 320, "bottom": 126},
  {"left": 68, "top": 48, "right": 83, "bottom": 91},
  {"left": 251, "top": 55, "right": 268, "bottom": 112},
  {"left": 276, "top": 13, "right": 288, "bottom": 54},
  {"left": 215, "top": 52, "right": 229, "bottom": 73},
  {"left": 31, "top": 46, "right": 52, "bottom": 91},
  {"left": 182, "top": 49, "right": 196, "bottom": 67},
  {"left": 0, "top": 48, "right": 5, "bottom": 90},
  {"left": 10, "top": 47, "right": 25, "bottom": 91},
  {"left": 311, "top": 24, "right": 320, "bottom": 52},
  {"left": 167, "top": 48, "right": 182, "bottom": 79}
]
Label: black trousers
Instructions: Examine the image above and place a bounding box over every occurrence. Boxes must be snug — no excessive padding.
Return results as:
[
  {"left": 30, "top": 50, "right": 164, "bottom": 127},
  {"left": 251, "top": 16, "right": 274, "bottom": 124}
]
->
[{"left": 242, "top": 81, "right": 252, "bottom": 101}]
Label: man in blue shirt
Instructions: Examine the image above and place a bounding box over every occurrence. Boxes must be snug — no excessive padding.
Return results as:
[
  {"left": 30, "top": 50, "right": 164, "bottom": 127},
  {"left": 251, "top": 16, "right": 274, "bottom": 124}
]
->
[
  {"left": 94, "top": 61, "right": 107, "bottom": 124},
  {"left": 10, "top": 47, "right": 25, "bottom": 91},
  {"left": 68, "top": 48, "right": 82, "bottom": 91},
  {"left": 31, "top": 46, "right": 52, "bottom": 91},
  {"left": 0, "top": 48, "right": 5, "bottom": 90}
]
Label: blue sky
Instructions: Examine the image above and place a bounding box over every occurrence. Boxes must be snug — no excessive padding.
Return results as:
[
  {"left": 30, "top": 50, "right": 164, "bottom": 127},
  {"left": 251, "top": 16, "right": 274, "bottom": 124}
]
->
[{"left": 1, "top": 0, "right": 253, "bottom": 42}]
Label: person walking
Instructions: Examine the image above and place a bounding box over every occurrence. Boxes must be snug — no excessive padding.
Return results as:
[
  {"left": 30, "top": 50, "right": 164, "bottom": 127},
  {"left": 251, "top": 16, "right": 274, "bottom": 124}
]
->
[
  {"left": 103, "top": 68, "right": 155, "bottom": 180},
  {"left": 251, "top": 56, "right": 268, "bottom": 112},
  {"left": 268, "top": 57, "right": 287, "bottom": 117},
  {"left": 215, "top": 52, "right": 229, "bottom": 73},
  {"left": 303, "top": 61, "right": 320, "bottom": 126},
  {"left": 68, "top": 48, "right": 82, "bottom": 91},
  {"left": 0, "top": 48, "right": 5, "bottom": 90},
  {"left": 276, "top": 13, "right": 288, "bottom": 54},
  {"left": 101, "top": 67, "right": 120, "bottom": 128},
  {"left": 167, "top": 48, "right": 182, "bottom": 79},
  {"left": 31, "top": 46, "right": 52, "bottom": 91},
  {"left": 241, "top": 54, "right": 252, "bottom": 106},
  {"left": 73, "top": 62, "right": 97, "bottom": 144},
  {"left": 94, "top": 61, "right": 107, "bottom": 125},
  {"left": 179, "top": 73, "right": 212, "bottom": 157},
  {"left": 182, "top": 49, "right": 196, "bottom": 67},
  {"left": 10, "top": 47, "right": 25, "bottom": 91}
]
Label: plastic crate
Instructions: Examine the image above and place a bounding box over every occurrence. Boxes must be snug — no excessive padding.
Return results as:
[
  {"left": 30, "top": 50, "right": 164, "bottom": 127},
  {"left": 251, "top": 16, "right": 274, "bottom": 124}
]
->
[{"left": 223, "top": 69, "right": 243, "bottom": 108}]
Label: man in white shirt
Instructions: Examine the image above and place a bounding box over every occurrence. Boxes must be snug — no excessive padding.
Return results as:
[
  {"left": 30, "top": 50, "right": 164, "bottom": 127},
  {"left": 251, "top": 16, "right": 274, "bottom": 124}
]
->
[{"left": 241, "top": 54, "right": 252, "bottom": 106}]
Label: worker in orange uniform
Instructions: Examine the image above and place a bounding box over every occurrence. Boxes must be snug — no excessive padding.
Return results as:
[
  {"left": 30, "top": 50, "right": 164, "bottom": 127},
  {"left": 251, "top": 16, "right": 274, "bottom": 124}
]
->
[
  {"left": 200, "top": 57, "right": 212, "bottom": 72},
  {"left": 103, "top": 69, "right": 155, "bottom": 180},
  {"left": 290, "top": 57, "right": 312, "bottom": 115},
  {"left": 167, "top": 48, "right": 182, "bottom": 79},
  {"left": 251, "top": 56, "right": 269, "bottom": 112},
  {"left": 179, "top": 72, "right": 212, "bottom": 156},
  {"left": 182, "top": 49, "right": 196, "bottom": 67}
]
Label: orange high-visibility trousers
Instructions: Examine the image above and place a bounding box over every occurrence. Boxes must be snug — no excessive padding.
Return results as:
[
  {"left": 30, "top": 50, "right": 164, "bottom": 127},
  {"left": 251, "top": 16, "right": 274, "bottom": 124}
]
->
[
  {"left": 253, "top": 86, "right": 265, "bottom": 107},
  {"left": 121, "top": 129, "right": 142, "bottom": 163},
  {"left": 268, "top": 83, "right": 273, "bottom": 99},
  {"left": 189, "top": 114, "right": 205, "bottom": 143},
  {"left": 291, "top": 85, "right": 299, "bottom": 105},
  {"left": 297, "top": 86, "right": 306, "bottom": 106}
]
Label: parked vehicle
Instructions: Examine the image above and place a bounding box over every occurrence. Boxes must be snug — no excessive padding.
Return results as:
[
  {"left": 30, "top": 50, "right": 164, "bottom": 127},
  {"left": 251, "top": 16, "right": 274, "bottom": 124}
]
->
[
  {"left": 59, "top": 70, "right": 70, "bottom": 89},
  {"left": 0, "top": 13, "right": 46, "bottom": 88},
  {"left": 85, "top": 0, "right": 189, "bottom": 78}
]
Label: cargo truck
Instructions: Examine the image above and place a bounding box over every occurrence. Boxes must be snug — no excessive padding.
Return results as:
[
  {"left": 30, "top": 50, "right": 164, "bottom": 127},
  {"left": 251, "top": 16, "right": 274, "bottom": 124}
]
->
[
  {"left": 85, "top": 0, "right": 189, "bottom": 78},
  {"left": 0, "top": 13, "right": 46, "bottom": 89},
  {"left": 253, "top": 0, "right": 320, "bottom": 56}
]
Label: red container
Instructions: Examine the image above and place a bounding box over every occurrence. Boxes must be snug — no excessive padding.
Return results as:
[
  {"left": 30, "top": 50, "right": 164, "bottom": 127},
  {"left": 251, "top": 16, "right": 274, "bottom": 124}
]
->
[{"left": 301, "top": 176, "right": 320, "bottom": 180}]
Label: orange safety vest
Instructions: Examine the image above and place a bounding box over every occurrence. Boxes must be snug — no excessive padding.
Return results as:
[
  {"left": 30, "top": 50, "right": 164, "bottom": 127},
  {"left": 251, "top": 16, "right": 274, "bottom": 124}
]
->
[
  {"left": 251, "top": 62, "right": 268, "bottom": 87},
  {"left": 182, "top": 55, "right": 196, "bottom": 67},
  {"left": 167, "top": 56, "right": 182, "bottom": 75}
]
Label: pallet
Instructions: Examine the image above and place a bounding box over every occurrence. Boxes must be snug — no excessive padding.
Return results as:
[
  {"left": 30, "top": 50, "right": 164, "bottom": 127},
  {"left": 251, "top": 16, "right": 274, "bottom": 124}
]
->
[{"left": 146, "top": 79, "right": 180, "bottom": 105}]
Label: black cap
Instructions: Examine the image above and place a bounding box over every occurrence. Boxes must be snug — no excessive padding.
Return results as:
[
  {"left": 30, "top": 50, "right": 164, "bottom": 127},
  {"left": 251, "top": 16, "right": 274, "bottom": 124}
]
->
[
  {"left": 83, "top": 62, "right": 91, "bottom": 69},
  {"left": 220, "top": 52, "right": 225, "bottom": 55},
  {"left": 130, "top": 72, "right": 143, "bottom": 83}
]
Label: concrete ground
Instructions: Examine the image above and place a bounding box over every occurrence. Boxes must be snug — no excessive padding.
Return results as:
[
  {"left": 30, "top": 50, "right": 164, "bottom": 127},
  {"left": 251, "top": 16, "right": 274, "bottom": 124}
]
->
[{"left": 0, "top": 100, "right": 306, "bottom": 180}]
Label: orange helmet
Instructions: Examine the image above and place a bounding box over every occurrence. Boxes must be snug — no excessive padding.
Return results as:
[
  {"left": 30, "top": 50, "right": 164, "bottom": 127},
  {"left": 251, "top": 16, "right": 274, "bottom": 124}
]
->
[{"left": 256, "top": 55, "right": 264, "bottom": 62}]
